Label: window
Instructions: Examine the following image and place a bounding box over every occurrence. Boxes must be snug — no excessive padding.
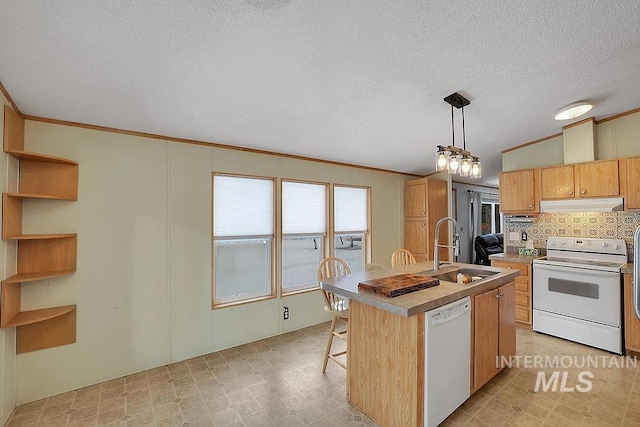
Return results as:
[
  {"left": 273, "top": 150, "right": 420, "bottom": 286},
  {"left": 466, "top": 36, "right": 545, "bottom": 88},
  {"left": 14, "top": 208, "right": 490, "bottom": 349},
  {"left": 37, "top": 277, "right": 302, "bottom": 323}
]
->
[
  {"left": 334, "top": 186, "right": 369, "bottom": 273},
  {"left": 481, "top": 200, "right": 501, "bottom": 235},
  {"left": 281, "top": 181, "right": 327, "bottom": 293},
  {"left": 213, "top": 175, "right": 274, "bottom": 306}
]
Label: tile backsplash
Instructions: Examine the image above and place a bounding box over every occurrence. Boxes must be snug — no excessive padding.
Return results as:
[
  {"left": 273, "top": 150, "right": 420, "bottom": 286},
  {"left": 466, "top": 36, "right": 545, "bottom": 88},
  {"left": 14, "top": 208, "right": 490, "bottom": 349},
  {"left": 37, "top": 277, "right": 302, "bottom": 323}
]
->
[{"left": 505, "top": 211, "right": 640, "bottom": 260}]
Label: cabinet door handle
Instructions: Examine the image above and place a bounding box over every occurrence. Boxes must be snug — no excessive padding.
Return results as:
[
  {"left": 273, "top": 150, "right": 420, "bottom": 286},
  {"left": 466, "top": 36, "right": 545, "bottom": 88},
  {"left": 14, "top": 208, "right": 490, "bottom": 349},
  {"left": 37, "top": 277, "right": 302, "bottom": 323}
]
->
[
  {"left": 422, "top": 223, "right": 425, "bottom": 227},
  {"left": 495, "top": 293, "right": 504, "bottom": 299},
  {"left": 569, "top": 191, "right": 574, "bottom": 196},
  {"left": 581, "top": 189, "right": 587, "bottom": 195},
  {"left": 421, "top": 211, "right": 425, "bottom": 216},
  {"left": 529, "top": 204, "right": 533, "bottom": 208}
]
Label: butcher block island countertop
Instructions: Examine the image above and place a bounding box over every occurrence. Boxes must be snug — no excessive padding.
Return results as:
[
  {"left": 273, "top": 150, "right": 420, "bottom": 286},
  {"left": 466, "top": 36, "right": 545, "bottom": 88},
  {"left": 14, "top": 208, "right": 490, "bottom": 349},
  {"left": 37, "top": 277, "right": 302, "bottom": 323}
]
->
[
  {"left": 321, "top": 262, "right": 520, "bottom": 317},
  {"left": 320, "top": 262, "right": 520, "bottom": 427}
]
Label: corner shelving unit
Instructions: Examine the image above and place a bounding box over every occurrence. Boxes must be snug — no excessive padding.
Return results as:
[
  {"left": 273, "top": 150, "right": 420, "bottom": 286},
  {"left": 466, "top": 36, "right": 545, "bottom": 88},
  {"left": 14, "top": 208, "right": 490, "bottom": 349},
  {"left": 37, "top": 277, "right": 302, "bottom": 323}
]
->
[{"left": 1, "top": 105, "right": 78, "bottom": 353}]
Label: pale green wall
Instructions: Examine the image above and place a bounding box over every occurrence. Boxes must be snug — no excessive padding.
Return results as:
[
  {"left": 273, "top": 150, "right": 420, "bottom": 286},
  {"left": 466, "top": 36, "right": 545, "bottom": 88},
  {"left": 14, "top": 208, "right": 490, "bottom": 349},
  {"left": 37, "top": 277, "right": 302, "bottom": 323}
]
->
[
  {"left": 502, "top": 135, "right": 564, "bottom": 172},
  {"left": 16, "top": 120, "right": 409, "bottom": 404},
  {"left": 502, "top": 110, "right": 640, "bottom": 171},
  {"left": 596, "top": 111, "right": 640, "bottom": 159}
]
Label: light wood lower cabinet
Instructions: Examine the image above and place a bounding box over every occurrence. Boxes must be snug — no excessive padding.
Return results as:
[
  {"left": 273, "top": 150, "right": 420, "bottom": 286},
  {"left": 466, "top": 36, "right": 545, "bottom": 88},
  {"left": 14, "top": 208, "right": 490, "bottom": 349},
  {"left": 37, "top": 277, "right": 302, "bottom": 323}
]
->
[
  {"left": 348, "top": 281, "right": 516, "bottom": 425},
  {"left": 491, "top": 260, "right": 532, "bottom": 326},
  {"left": 472, "top": 282, "right": 516, "bottom": 392},
  {"left": 624, "top": 274, "right": 640, "bottom": 353},
  {"left": 349, "top": 300, "right": 424, "bottom": 427}
]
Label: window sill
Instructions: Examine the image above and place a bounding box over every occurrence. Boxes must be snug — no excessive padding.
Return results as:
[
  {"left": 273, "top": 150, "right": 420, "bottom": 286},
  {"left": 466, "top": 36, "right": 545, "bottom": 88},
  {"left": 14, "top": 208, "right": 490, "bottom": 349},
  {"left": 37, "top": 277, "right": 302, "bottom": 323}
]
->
[
  {"left": 282, "top": 287, "right": 321, "bottom": 297},
  {"left": 212, "top": 294, "right": 276, "bottom": 310}
]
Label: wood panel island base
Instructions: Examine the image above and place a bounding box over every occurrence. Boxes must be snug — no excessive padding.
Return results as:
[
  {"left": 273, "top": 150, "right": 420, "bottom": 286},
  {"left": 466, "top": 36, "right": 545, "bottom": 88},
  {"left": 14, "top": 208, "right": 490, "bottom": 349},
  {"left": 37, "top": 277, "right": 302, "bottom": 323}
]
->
[{"left": 321, "top": 262, "right": 519, "bottom": 427}]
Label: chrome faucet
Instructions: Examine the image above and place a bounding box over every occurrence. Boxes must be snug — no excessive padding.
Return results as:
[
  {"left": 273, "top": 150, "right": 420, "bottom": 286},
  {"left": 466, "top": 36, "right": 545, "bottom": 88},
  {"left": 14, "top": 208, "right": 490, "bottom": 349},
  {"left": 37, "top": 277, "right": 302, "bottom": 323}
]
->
[{"left": 433, "top": 216, "right": 460, "bottom": 271}]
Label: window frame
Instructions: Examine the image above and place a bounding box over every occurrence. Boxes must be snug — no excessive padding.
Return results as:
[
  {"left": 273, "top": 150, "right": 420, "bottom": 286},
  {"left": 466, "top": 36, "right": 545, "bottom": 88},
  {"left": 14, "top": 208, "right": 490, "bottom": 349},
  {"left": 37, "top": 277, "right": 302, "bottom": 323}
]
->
[
  {"left": 481, "top": 201, "right": 502, "bottom": 235},
  {"left": 332, "top": 184, "right": 372, "bottom": 273},
  {"left": 211, "top": 173, "right": 277, "bottom": 309},
  {"left": 280, "top": 179, "right": 330, "bottom": 296}
]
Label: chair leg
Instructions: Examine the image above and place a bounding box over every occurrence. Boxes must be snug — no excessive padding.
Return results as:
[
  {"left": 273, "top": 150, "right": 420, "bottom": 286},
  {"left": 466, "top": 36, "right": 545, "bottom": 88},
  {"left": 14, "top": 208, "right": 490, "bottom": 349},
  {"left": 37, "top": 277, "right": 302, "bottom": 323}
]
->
[{"left": 323, "top": 316, "right": 337, "bottom": 373}]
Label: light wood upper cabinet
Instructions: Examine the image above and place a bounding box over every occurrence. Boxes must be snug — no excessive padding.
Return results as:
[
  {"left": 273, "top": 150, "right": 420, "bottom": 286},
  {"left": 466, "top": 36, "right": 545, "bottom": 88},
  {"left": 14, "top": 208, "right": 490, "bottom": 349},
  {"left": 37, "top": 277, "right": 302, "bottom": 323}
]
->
[
  {"left": 624, "top": 274, "right": 640, "bottom": 353},
  {"left": 624, "top": 157, "right": 640, "bottom": 210},
  {"left": 578, "top": 160, "right": 619, "bottom": 198},
  {"left": 404, "top": 182, "right": 426, "bottom": 218},
  {"left": 499, "top": 169, "right": 537, "bottom": 213},
  {"left": 540, "top": 165, "right": 576, "bottom": 199},
  {"left": 538, "top": 160, "right": 619, "bottom": 201},
  {"left": 403, "top": 177, "right": 448, "bottom": 261}
]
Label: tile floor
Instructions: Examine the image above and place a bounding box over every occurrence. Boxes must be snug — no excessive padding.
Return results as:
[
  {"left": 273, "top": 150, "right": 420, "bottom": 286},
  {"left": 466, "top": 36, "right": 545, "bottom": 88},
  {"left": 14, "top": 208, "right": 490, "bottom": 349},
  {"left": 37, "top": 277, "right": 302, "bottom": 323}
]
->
[{"left": 7, "top": 324, "right": 640, "bottom": 426}]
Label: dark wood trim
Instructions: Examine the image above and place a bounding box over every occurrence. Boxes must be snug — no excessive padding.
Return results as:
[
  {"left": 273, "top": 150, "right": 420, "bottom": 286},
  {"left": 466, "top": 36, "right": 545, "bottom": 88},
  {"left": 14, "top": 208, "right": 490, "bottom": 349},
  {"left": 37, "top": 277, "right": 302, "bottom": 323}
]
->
[
  {"left": 562, "top": 116, "right": 594, "bottom": 130},
  {"left": 23, "top": 114, "right": 416, "bottom": 176},
  {"left": 0, "top": 82, "right": 21, "bottom": 117},
  {"left": 501, "top": 133, "right": 563, "bottom": 154},
  {"left": 596, "top": 107, "right": 640, "bottom": 124}
]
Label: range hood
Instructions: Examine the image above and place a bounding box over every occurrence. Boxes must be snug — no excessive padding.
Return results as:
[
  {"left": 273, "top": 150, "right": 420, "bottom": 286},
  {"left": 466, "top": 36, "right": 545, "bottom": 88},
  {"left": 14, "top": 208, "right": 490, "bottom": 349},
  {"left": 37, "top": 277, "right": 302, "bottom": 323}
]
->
[{"left": 539, "top": 197, "right": 624, "bottom": 213}]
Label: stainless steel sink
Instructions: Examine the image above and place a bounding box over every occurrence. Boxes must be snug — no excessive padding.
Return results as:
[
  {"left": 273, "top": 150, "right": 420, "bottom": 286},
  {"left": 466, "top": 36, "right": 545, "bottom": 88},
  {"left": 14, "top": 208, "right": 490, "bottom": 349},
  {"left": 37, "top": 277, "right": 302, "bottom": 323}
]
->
[{"left": 421, "top": 268, "right": 499, "bottom": 284}]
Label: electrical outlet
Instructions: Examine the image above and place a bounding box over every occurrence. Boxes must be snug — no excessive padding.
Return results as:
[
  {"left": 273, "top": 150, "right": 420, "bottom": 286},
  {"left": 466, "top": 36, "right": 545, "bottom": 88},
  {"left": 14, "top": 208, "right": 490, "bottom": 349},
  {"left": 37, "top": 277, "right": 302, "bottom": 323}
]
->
[
  {"left": 521, "top": 231, "right": 528, "bottom": 241},
  {"left": 283, "top": 306, "right": 289, "bottom": 320}
]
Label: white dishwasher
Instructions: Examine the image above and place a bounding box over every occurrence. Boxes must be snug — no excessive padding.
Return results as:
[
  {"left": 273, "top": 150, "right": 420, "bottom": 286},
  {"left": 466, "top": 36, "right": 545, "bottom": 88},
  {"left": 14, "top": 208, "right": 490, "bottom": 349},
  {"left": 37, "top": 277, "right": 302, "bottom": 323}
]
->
[{"left": 424, "top": 296, "right": 471, "bottom": 427}]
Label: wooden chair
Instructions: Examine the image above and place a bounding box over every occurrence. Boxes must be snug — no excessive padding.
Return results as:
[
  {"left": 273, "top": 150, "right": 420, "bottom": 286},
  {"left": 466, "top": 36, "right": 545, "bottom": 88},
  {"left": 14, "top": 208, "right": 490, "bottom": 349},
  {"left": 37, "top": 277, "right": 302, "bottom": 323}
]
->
[
  {"left": 391, "top": 248, "right": 417, "bottom": 267},
  {"left": 317, "top": 256, "right": 351, "bottom": 372},
  {"left": 364, "top": 262, "right": 386, "bottom": 271}
]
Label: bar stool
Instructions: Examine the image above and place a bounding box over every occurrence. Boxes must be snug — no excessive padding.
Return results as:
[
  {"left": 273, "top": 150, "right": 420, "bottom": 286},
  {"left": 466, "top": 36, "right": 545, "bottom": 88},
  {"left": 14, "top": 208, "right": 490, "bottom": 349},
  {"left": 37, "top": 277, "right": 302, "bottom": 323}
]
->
[
  {"left": 364, "top": 262, "right": 386, "bottom": 271},
  {"left": 317, "top": 256, "right": 351, "bottom": 372},
  {"left": 391, "top": 248, "right": 417, "bottom": 267}
]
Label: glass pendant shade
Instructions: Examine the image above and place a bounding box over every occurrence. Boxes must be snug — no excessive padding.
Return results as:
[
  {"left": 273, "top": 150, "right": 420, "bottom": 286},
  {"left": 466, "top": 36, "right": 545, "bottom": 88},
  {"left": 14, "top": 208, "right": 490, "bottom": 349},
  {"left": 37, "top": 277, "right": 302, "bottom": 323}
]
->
[
  {"left": 448, "top": 154, "right": 461, "bottom": 174},
  {"left": 471, "top": 160, "right": 482, "bottom": 179},
  {"left": 459, "top": 157, "right": 471, "bottom": 177},
  {"left": 436, "top": 150, "right": 449, "bottom": 171}
]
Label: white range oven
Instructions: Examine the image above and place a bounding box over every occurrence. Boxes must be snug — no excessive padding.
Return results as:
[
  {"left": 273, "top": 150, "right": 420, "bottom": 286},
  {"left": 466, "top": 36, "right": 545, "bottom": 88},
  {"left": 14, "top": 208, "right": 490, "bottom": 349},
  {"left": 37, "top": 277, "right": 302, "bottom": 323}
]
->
[{"left": 533, "top": 237, "right": 627, "bottom": 354}]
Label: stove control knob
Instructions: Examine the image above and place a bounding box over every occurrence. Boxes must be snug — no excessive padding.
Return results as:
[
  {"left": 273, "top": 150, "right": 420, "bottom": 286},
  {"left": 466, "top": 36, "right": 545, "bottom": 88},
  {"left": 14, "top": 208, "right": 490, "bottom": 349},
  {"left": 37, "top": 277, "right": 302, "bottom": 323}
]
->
[
  {"left": 602, "top": 242, "right": 608, "bottom": 247},
  {"left": 615, "top": 245, "right": 621, "bottom": 250}
]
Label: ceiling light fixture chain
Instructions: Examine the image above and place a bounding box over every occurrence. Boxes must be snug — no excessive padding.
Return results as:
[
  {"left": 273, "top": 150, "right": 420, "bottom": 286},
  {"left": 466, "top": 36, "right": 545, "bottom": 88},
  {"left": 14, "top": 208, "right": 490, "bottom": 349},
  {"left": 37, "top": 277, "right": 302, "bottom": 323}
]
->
[{"left": 436, "top": 92, "right": 481, "bottom": 179}]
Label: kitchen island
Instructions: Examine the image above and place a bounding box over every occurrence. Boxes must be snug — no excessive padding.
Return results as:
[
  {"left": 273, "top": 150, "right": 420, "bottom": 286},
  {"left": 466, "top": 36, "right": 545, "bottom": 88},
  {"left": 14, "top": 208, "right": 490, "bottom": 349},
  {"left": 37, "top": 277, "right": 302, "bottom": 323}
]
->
[{"left": 321, "top": 262, "right": 520, "bottom": 427}]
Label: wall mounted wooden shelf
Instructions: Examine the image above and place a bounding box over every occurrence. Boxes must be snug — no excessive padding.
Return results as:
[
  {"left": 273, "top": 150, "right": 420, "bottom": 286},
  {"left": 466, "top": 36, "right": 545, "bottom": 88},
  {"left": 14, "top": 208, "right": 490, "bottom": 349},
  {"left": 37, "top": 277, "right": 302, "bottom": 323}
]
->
[
  {"left": 3, "top": 270, "right": 76, "bottom": 284},
  {"left": 3, "top": 305, "right": 76, "bottom": 328},
  {"left": 3, "top": 150, "right": 78, "bottom": 165},
  {"left": 2, "top": 104, "right": 78, "bottom": 353}
]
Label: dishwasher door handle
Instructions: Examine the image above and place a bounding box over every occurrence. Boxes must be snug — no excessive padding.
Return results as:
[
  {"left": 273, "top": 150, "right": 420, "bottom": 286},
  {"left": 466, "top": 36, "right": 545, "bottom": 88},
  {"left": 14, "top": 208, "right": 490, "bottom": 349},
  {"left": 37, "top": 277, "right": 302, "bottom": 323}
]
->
[{"left": 634, "top": 226, "right": 640, "bottom": 320}]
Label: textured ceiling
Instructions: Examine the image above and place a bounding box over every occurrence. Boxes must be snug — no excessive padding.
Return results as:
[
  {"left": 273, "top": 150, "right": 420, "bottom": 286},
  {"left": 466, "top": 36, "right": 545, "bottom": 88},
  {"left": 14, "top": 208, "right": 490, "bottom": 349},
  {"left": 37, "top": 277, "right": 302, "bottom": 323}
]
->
[{"left": 1, "top": 1, "right": 640, "bottom": 185}]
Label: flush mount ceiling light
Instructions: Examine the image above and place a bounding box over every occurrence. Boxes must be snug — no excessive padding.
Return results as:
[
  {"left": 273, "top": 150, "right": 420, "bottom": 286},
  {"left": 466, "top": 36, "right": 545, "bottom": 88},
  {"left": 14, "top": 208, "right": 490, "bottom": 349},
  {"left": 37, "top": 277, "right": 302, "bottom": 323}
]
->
[
  {"left": 435, "top": 92, "right": 481, "bottom": 178},
  {"left": 554, "top": 101, "right": 593, "bottom": 121}
]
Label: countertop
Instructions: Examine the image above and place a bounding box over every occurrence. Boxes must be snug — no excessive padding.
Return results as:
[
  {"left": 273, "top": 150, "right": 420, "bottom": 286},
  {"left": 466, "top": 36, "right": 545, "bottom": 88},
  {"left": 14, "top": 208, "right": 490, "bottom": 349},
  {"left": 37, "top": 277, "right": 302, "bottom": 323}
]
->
[
  {"left": 489, "top": 252, "right": 544, "bottom": 264},
  {"left": 623, "top": 263, "right": 634, "bottom": 275},
  {"left": 320, "top": 262, "right": 520, "bottom": 317}
]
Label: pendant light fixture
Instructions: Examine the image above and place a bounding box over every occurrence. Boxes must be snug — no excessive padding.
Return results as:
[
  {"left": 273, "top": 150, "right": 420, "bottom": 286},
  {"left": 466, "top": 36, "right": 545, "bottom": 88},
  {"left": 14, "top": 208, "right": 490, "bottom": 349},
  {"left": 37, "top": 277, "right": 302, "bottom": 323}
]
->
[{"left": 436, "top": 92, "right": 481, "bottom": 178}]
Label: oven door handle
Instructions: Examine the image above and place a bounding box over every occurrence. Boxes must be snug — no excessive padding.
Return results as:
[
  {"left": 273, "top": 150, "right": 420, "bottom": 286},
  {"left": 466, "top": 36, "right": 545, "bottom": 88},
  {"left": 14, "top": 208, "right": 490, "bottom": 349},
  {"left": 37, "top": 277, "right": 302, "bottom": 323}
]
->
[
  {"left": 533, "top": 263, "right": 619, "bottom": 277},
  {"left": 634, "top": 226, "right": 640, "bottom": 320}
]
